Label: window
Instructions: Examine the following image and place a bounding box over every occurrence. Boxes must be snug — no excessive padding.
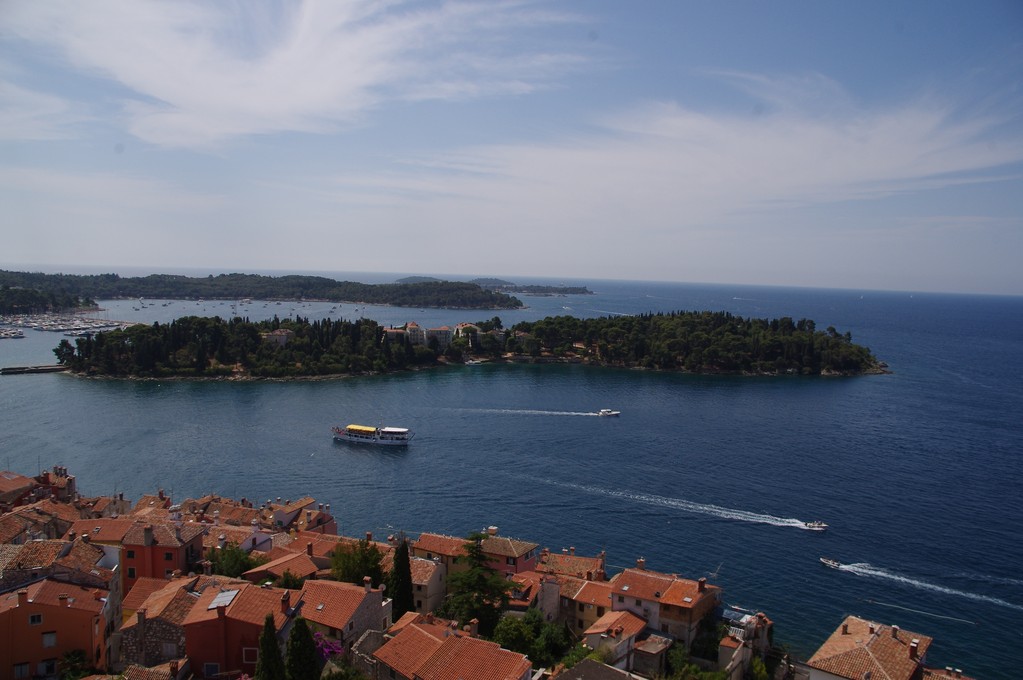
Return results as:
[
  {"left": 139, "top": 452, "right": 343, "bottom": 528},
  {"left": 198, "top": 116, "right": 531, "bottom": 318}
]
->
[
  {"left": 39, "top": 659, "right": 57, "bottom": 676},
  {"left": 162, "top": 642, "right": 177, "bottom": 658},
  {"left": 42, "top": 631, "right": 57, "bottom": 647},
  {"left": 506, "top": 556, "right": 516, "bottom": 566},
  {"left": 127, "top": 567, "right": 136, "bottom": 578},
  {"left": 348, "top": 621, "right": 354, "bottom": 631},
  {"left": 577, "top": 603, "right": 584, "bottom": 612},
  {"left": 389, "top": 670, "right": 397, "bottom": 680},
  {"left": 416, "top": 600, "right": 422, "bottom": 609},
  {"left": 597, "top": 607, "right": 605, "bottom": 617},
  {"left": 243, "top": 647, "right": 258, "bottom": 664},
  {"left": 164, "top": 551, "right": 173, "bottom": 560},
  {"left": 29, "top": 614, "right": 42, "bottom": 625},
  {"left": 635, "top": 599, "right": 641, "bottom": 606},
  {"left": 13, "top": 663, "right": 29, "bottom": 679},
  {"left": 126, "top": 549, "right": 135, "bottom": 559},
  {"left": 577, "top": 618, "right": 583, "bottom": 629},
  {"left": 203, "top": 663, "right": 220, "bottom": 677},
  {"left": 617, "top": 595, "right": 624, "bottom": 603}
]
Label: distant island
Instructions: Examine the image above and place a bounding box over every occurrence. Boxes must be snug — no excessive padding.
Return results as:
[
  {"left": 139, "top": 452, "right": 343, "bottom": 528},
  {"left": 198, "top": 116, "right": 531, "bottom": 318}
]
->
[
  {"left": 395, "top": 276, "right": 591, "bottom": 296},
  {"left": 0, "top": 270, "right": 522, "bottom": 312},
  {"left": 54, "top": 310, "right": 886, "bottom": 379}
]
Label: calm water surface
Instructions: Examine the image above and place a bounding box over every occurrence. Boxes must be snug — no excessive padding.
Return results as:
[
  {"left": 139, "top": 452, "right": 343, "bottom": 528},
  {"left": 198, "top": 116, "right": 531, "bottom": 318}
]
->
[{"left": 2, "top": 277, "right": 1021, "bottom": 677}]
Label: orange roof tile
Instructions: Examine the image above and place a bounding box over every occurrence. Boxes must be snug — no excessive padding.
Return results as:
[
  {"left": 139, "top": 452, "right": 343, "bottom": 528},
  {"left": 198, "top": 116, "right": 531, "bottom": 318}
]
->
[
  {"left": 414, "top": 533, "right": 468, "bottom": 558},
  {"left": 584, "top": 609, "right": 647, "bottom": 639},
  {"left": 409, "top": 557, "right": 440, "bottom": 584},
  {"left": 808, "top": 616, "right": 933, "bottom": 680},
  {"left": 299, "top": 580, "right": 377, "bottom": 630},
  {"left": 536, "top": 552, "right": 604, "bottom": 579},
  {"left": 123, "top": 522, "right": 205, "bottom": 548},
  {"left": 124, "top": 577, "right": 175, "bottom": 612},
  {"left": 243, "top": 552, "right": 318, "bottom": 580},
  {"left": 610, "top": 568, "right": 718, "bottom": 609},
  {"left": 374, "top": 624, "right": 445, "bottom": 679},
  {"left": 417, "top": 634, "right": 531, "bottom": 680},
  {"left": 0, "top": 470, "right": 34, "bottom": 494},
  {"left": 0, "top": 577, "right": 107, "bottom": 615},
  {"left": 184, "top": 582, "right": 291, "bottom": 629},
  {"left": 67, "top": 518, "right": 135, "bottom": 543},
  {"left": 481, "top": 535, "right": 538, "bottom": 559},
  {"left": 6, "top": 539, "right": 67, "bottom": 570}
]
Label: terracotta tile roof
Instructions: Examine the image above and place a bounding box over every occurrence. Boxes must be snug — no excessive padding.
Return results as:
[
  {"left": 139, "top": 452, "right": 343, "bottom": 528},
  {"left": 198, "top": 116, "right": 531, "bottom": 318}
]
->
[
  {"left": 0, "top": 543, "right": 24, "bottom": 571},
  {"left": 584, "top": 609, "right": 647, "bottom": 639},
  {"left": 122, "top": 581, "right": 200, "bottom": 629},
  {"left": 409, "top": 557, "right": 440, "bottom": 584},
  {"left": 610, "top": 568, "right": 718, "bottom": 609},
  {"left": 417, "top": 634, "right": 531, "bottom": 680},
  {"left": 130, "top": 494, "right": 172, "bottom": 517},
  {"left": 560, "top": 577, "right": 613, "bottom": 606},
  {"left": 299, "top": 580, "right": 377, "bottom": 630},
  {"left": 6, "top": 539, "right": 67, "bottom": 569},
  {"left": 481, "top": 535, "right": 538, "bottom": 559},
  {"left": 183, "top": 582, "right": 290, "bottom": 630},
  {"left": 202, "top": 524, "right": 269, "bottom": 551},
  {"left": 0, "top": 577, "right": 108, "bottom": 615},
  {"left": 124, "top": 577, "right": 175, "bottom": 612},
  {"left": 277, "top": 496, "right": 316, "bottom": 514},
  {"left": 121, "top": 664, "right": 175, "bottom": 680},
  {"left": 922, "top": 668, "right": 975, "bottom": 680},
  {"left": 54, "top": 539, "right": 112, "bottom": 578},
  {"left": 0, "top": 513, "right": 31, "bottom": 543},
  {"left": 536, "top": 552, "right": 604, "bottom": 579},
  {"left": 243, "top": 551, "right": 318, "bottom": 581},
  {"left": 123, "top": 522, "right": 205, "bottom": 548},
  {"left": 808, "top": 616, "right": 933, "bottom": 680},
  {"left": 509, "top": 571, "right": 545, "bottom": 607},
  {"left": 374, "top": 624, "right": 445, "bottom": 679},
  {"left": 68, "top": 518, "right": 135, "bottom": 543},
  {"left": 18, "top": 497, "right": 84, "bottom": 523},
  {"left": 0, "top": 470, "right": 34, "bottom": 494},
  {"left": 414, "top": 533, "right": 469, "bottom": 558}
]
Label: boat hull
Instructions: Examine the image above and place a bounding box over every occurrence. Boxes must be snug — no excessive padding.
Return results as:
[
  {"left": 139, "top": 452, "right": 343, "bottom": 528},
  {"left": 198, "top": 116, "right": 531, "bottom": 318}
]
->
[{"left": 332, "top": 424, "right": 413, "bottom": 446}]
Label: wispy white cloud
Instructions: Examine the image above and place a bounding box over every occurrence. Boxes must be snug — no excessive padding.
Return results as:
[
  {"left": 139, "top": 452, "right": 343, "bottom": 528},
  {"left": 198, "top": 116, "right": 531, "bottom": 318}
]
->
[
  {"left": 1, "top": 0, "right": 586, "bottom": 148},
  {"left": 0, "top": 80, "right": 90, "bottom": 141}
]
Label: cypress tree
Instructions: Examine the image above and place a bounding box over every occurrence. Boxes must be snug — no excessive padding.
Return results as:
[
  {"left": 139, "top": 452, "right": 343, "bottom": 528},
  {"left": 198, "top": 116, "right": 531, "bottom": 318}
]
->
[
  {"left": 254, "top": 612, "right": 285, "bottom": 680},
  {"left": 285, "top": 617, "right": 320, "bottom": 680},
  {"left": 389, "top": 539, "right": 415, "bottom": 621}
]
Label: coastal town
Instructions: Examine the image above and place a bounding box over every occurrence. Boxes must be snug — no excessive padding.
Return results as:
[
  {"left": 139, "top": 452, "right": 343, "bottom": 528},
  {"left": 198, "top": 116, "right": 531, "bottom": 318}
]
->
[{"left": 0, "top": 465, "right": 973, "bottom": 680}]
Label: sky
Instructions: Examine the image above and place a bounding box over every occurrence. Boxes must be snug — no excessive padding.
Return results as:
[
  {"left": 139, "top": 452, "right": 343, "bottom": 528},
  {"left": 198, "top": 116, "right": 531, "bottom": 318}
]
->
[{"left": 2, "top": 1, "right": 1022, "bottom": 295}]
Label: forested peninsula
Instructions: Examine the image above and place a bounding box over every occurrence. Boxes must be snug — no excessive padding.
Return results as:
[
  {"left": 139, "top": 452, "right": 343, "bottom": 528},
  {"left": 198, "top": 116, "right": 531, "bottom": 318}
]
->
[
  {"left": 53, "top": 310, "right": 886, "bottom": 378},
  {"left": 0, "top": 270, "right": 523, "bottom": 312}
]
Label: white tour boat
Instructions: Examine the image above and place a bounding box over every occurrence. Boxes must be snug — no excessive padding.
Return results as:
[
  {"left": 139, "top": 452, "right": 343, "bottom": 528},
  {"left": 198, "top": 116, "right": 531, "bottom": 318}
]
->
[{"left": 332, "top": 423, "right": 413, "bottom": 446}]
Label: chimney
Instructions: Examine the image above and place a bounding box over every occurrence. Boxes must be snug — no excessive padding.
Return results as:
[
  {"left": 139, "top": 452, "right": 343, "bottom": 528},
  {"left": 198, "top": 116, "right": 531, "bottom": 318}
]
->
[
  {"left": 144, "top": 524, "right": 154, "bottom": 546},
  {"left": 868, "top": 623, "right": 875, "bottom": 634},
  {"left": 119, "top": 492, "right": 124, "bottom": 500},
  {"left": 69, "top": 530, "right": 77, "bottom": 541},
  {"left": 569, "top": 546, "right": 575, "bottom": 555},
  {"left": 306, "top": 542, "right": 313, "bottom": 556},
  {"left": 586, "top": 571, "right": 593, "bottom": 581},
  {"left": 281, "top": 591, "right": 290, "bottom": 614},
  {"left": 366, "top": 531, "right": 373, "bottom": 542},
  {"left": 891, "top": 625, "right": 899, "bottom": 640},
  {"left": 636, "top": 557, "right": 645, "bottom": 569},
  {"left": 487, "top": 526, "right": 498, "bottom": 536},
  {"left": 217, "top": 604, "right": 226, "bottom": 618},
  {"left": 909, "top": 639, "right": 919, "bottom": 659},
  {"left": 842, "top": 623, "right": 849, "bottom": 635},
  {"left": 698, "top": 577, "right": 707, "bottom": 592},
  {"left": 306, "top": 509, "right": 312, "bottom": 522},
  {"left": 218, "top": 534, "right": 227, "bottom": 549},
  {"left": 363, "top": 576, "right": 373, "bottom": 593},
  {"left": 17, "top": 589, "right": 28, "bottom": 606},
  {"left": 319, "top": 503, "right": 324, "bottom": 511},
  {"left": 203, "top": 560, "right": 212, "bottom": 576},
  {"left": 82, "top": 533, "right": 90, "bottom": 544},
  {"left": 58, "top": 593, "right": 68, "bottom": 604},
  {"left": 325, "top": 504, "right": 330, "bottom": 513},
  {"left": 469, "top": 618, "right": 479, "bottom": 637},
  {"left": 169, "top": 660, "right": 179, "bottom": 677},
  {"left": 158, "top": 488, "right": 165, "bottom": 500}
]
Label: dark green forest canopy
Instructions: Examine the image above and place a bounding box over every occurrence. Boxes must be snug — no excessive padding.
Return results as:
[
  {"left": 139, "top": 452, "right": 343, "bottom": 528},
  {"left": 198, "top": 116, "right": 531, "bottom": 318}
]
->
[
  {"left": 509, "top": 311, "right": 886, "bottom": 375},
  {"left": 54, "top": 309, "right": 886, "bottom": 378},
  {"left": 0, "top": 270, "right": 523, "bottom": 310},
  {"left": 0, "top": 285, "right": 93, "bottom": 314}
]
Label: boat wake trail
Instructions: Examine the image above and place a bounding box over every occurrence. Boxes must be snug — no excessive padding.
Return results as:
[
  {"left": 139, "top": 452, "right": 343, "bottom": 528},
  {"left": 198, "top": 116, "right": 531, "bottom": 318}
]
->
[
  {"left": 841, "top": 563, "right": 1023, "bottom": 612},
  {"left": 465, "top": 408, "right": 597, "bottom": 417},
  {"left": 547, "top": 480, "right": 809, "bottom": 529},
  {"left": 863, "top": 598, "right": 976, "bottom": 625}
]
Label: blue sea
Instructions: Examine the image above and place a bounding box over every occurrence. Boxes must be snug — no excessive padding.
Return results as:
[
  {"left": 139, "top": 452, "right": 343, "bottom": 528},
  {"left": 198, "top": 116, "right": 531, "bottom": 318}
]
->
[{"left": 1, "top": 275, "right": 1021, "bottom": 678}]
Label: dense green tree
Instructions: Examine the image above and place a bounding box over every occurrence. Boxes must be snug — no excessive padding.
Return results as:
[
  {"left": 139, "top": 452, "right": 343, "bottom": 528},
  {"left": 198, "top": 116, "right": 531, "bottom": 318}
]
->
[
  {"left": 387, "top": 539, "right": 415, "bottom": 622},
  {"left": 285, "top": 617, "right": 320, "bottom": 680},
  {"left": 207, "top": 542, "right": 265, "bottom": 578},
  {"left": 331, "top": 538, "right": 384, "bottom": 587},
  {"left": 254, "top": 613, "right": 285, "bottom": 680},
  {"left": 436, "top": 533, "right": 510, "bottom": 637},
  {"left": 58, "top": 650, "right": 93, "bottom": 680},
  {"left": 277, "top": 569, "right": 305, "bottom": 589}
]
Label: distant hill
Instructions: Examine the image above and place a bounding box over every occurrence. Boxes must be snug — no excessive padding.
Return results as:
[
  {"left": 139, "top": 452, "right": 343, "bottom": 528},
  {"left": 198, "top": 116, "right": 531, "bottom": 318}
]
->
[
  {"left": 395, "top": 276, "right": 443, "bottom": 284},
  {"left": 0, "top": 270, "right": 523, "bottom": 310},
  {"left": 469, "top": 277, "right": 516, "bottom": 287}
]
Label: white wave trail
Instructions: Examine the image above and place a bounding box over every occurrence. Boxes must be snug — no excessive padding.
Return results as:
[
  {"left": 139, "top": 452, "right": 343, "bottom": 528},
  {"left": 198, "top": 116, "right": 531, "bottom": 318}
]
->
[
  {"left": 842, "top": 563, "right": 1023, "bottom": 612},
  {"left": 551, "top": 481, "right": 808, "bottom": 529},
  {"left": 464, "top": 408, "right": 597, "bottom": 417}
]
